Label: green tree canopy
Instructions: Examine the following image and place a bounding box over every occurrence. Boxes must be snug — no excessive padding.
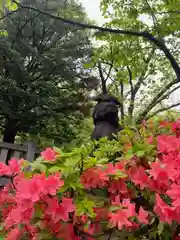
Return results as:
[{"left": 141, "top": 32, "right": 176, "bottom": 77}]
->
[
  {"left": 0, "top": 0, "right": 93, "bottom": 143},
  {"left": 86, "top": 0, "right": 180, "bottom": 125}
]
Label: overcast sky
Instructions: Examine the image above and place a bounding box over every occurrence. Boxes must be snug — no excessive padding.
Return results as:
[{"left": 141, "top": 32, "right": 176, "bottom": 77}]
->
[{"left": 79, "top": 0, "right": 105, "bottom": 24}]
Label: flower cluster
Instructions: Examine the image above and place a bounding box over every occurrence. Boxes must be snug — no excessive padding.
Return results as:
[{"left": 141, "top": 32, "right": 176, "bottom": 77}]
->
[
  {"left": 1, "top": 119, "right": 180, "bottom": 239},
  {"left": 0, "top": 154, "right": 75, "bottom": 240},
  {"left": 80, "top": 119, "right": 180, "bottom": 238}
]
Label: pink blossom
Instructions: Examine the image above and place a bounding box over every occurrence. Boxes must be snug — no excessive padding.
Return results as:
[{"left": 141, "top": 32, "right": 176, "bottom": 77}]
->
[
  {"left": 41, "top": 148, "right": 57, "bottom": 161},
  {"left": 137, "top": 207, "right": 149, "bottom": 224}
]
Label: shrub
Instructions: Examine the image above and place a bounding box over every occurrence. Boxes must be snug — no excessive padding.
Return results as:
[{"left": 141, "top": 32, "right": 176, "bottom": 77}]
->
[{"left": 1, "top": 118, "right": 180, "bottom": 239}]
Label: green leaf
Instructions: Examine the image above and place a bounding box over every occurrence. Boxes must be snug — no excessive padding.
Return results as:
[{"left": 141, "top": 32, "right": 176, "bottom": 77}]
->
[
  {"left": 53, "top": 147, "right": 64, "bottom": 155},
  {"left": 112, "top": 170, "right": 128, "bottom": 179},
  {"left": 5, "top": 0, "right": 18, "bottom": 11},
  {"left": 71, "top": 181, "right": 84, "bottom": 190},
  {"left": 35, "top": 156, "right": 44, "bottom": 162},
  {"left": 30, "top": 162, "right": 47, "bottom": 172},
  {"left": 109, "top": 205, "right": 122, "bottom": 211},
  {"left": 35, "top": 232, "right": 52, "bottom": 240},
  {"left": 83, "top": 62, "right": 94, "bottom": 69},
  {"left": 97, "top": 157, "right": 109, "bottom": 164},
  {"left": 0, "top": 30, "right": 8, "bottom": 36},
  {"left": 136, "top": 150, "right": 145, "bottom": 157},
  {"left": 75, "top": 197, "right": 97, "bottom": 218},
  {"left": 34, "top": 204, "right": 43, "bottom": 218},
  {"left": 23, "top": 171, "right": 33, "bottom": 178},
  {"left": 158, "top": 222, "right": 164, "bottom": 236},
  {"left": 65, "top": 157, "right": 80, "bottom": 167},
  {"left": 91, "top": 188, "right": 108, "bottom": 198},
  {"left": 124, "top": 151, "right": 134, "bottom": 160},
  {"left": 48, "top": 166, "right": 61, "bottom": 173}
]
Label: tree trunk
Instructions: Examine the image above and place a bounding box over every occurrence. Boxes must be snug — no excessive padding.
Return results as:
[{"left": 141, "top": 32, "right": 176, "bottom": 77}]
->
[{"left": 3, "top": 119, "right": 18, "bottom": 143}]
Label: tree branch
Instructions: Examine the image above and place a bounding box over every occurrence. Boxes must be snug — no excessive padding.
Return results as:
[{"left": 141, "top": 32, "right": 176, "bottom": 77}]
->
[
  {"left": 127, "top": 48, "right": 155, "bottom": 119},
  {"left": 128, "top": 76, "right": 144, "bottom": 119},
  {"left": 137, "top": 79, "right": 178, "bottom": 123},
  {"left": 120, "top": 81, "right": 125, "bottom": 120},
  {"left": 97, "top": 61, "right": 108, "bottom": 94},
  {"left": 146, "top": 102, "right": 180, "bottom": 120},
  {"left": 155, "top": 84, "right": 180, "bottom": 105},
  {"left": 144, "top": 0, "right": 161, "bottom": 37},
  {"left": 127, "top": 66, "right": 133, "bottom": 91},
  {"left": 105, "top": 61, "right": 114, "bottom": 82},
  {"left": 10, "top": 0, "right": 180, "bottom": 81},
  {"left": 0, "top": 8, "right": 19, "bottom": 20},
  {"left": 156, "top": 11, "right": 180, "bottom": 15},
  {"left": 99, "top": 61, "right": 114, "bottom": 83}
]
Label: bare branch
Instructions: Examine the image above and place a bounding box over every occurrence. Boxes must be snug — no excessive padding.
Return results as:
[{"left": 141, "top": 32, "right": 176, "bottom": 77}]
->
[
  {"left": 146, "top": 102, "right": 180, "bottom": 120},
  {"left": 8, "top": 0, "right": 180, "bottom": 81}
]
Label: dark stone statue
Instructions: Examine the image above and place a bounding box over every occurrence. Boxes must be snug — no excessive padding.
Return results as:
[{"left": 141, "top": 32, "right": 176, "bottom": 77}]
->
[{"left": 91, "top": 94, "right": 122, "bottom": 140}]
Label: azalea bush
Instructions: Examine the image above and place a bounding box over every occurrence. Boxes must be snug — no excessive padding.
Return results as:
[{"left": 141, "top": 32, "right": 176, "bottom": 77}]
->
[{"left": 1, "top": 119, "right": 180, "bottom": 239}]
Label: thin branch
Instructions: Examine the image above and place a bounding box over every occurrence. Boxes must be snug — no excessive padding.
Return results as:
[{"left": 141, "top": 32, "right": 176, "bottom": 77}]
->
[
  {"left": 137, "top": 79, "right": 178, "bottom": 123},
  {"left": 99, "top": 61, "right": 114, "bottom": 83},
  {"left": 144, "top": 0, "right": 161, "bottom": 37},
  {"left": 0, "top": 9, "right": 19, "bottom": 20},
  {"left": 146, "top": 102, "right": 180, "bottom": 120},
  {"left": 127, "top": 66, "right": 133, "bottom": 91},
  {"left": 108, "top": 229, "right": 113, "bottom": 240},
  {"left": 155, "top": 11, "right": 180, "bottom": 15},
  {"left": 128, "top": 76, "right": 144, "bottom": 118},
  {"left": 9, "top": 0, "right": 180, "bottom": 81},
  {"left": 120, "top": 81, "right": 125, "bottom": 120},
  {"left": 105, "top": 61, "right": 114, "bottom": 82},
  {"left": 127, "top": 48, "right": 155, "bottom": 118},
  {"left": 97, "top": 61, "right": 108, "bottom": 94},
  {"left": 101, "top": 61, "right": 115, "bottom": 66},
  {"left": 155, "top": 84, "right": 180, "bottom": 105}
]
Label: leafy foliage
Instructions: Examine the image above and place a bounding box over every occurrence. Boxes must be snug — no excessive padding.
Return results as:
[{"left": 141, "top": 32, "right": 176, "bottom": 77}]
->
[{"left": 84, "top": 0, "right": 180, "bottom": 124}]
